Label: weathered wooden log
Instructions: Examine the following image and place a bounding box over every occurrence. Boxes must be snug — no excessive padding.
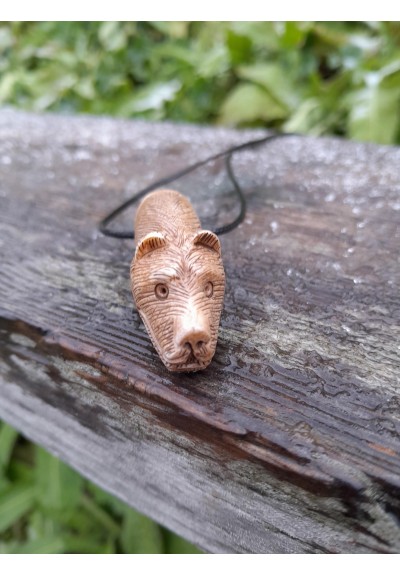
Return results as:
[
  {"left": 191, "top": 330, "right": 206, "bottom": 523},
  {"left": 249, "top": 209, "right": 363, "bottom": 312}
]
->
[{"left": 0, "top": 109, "right": 399, "bottom": 553}]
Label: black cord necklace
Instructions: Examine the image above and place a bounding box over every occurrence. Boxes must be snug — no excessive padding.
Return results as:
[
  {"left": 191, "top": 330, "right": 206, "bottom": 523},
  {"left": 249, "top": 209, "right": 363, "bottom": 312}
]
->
[{"left": 99, "top": 131, "right": 295, "bottom": 239}]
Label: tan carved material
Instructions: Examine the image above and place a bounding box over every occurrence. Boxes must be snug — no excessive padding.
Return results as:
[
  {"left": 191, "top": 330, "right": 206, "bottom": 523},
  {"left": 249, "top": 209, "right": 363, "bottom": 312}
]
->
[{"left": 130, "top": 189, "right": 225, "bottom": 372}]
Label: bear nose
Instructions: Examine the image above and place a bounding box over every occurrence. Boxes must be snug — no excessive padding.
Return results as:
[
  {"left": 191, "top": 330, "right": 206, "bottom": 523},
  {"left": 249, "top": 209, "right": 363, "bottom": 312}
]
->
[
  {"left": 176, "top": 310, "right": 210, "bottom": 354},
  {"left": 180, "top": 328, "right": 210, "bottom": 352}
]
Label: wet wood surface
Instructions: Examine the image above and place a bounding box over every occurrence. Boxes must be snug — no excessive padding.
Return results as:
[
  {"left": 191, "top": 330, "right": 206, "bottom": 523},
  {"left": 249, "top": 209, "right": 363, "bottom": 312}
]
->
[{"left": 0, "top": 110, "right": 399, "bottom": 553}]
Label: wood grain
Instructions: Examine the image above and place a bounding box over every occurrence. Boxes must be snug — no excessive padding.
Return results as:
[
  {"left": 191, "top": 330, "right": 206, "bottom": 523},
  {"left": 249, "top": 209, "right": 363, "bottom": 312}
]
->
[{"left": 0, "top": 109, "right": 399, "bottom": 553}]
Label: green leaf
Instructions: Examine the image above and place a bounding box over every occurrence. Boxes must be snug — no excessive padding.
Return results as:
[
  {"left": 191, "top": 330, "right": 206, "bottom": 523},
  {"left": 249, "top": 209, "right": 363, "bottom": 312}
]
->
[
  {"left": 73, "top": 77, "right": 95, "bottom": 100},
  {"left": 165, "top": 530, "right": 202, "bottom": 554},
  {"left": 35, "top": 447, "right": 83, "bottom": 512},
  {"left": 5, "top": 536, "right": 66, "bottom": 554},
  {"left": 276, "top": 21, "right": 310, "bottom": 49},
  {"left": 0, "top": 422, "right": 19, "bottom": 476},
  {"left": 0, "top": 26, "right": 14, "bottom": 50},
  {"left": 219, "top": 83, "right": 287, "bottom": 125},
  {"left": 0, "top": 478, "right": 10, "bottom": 494},
  {"left": 380, "top": 60, "right": 400, "bottom": 90},
  {"left": 312, "top": 23, "right": 349, "bottom": 48},
  {"left": 197, "top": 46, "right": 227, "bottom": 79},
  {"left": 284, "top": 98, "right": 324, "bottom": 134},
  {"left": 98, "top": 22, "right": 127, "bottom": 52},
  {"left": 62, "top": 535, "right": 115, "bottom": 554},
  {"left": 237, "top": 63, "right": 299, "bottom": 111},
  {"left": 80, "top": 493, "right": 121, "bottom": 536},
  {"left": 8, "top": 459, "right": 33, "bottom": 485},
  {"left": 120, "top": 508, "right": 164, "bottom": 554},
  {"left": 0, "top": 72, "right": 18, "bottom": 102},
  {"left": 226, "top": 29, "right": 252, "bottom": 66},
  {"left": 121, "top": 80, "right": 181, "bottom": 115},
  {"left": 150, "top": 22, "right": 189, "bottom": 39},
  {"left": 86, "top": 482, "right": 127, "bottom": 516},
  {"left": 229, "top": 22, "right": 279, "bottom": 51},
  {"left": 0, "top": 483, "right": 36, "bottom": 532},
  {"left": 348, "top": 67, "right": 400, "bottom": 145}
]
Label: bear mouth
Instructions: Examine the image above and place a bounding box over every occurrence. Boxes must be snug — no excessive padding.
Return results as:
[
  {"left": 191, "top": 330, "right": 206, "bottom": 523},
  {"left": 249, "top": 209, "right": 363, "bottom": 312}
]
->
[
  {"left": 138, "top": 311, "right": 213, "bottom": 372},
  {"left": 167, "top": 360, "right": 208, "bottom": 372},
  {"left": 165, "top": 352, "right": 210, "bottom": 372}
]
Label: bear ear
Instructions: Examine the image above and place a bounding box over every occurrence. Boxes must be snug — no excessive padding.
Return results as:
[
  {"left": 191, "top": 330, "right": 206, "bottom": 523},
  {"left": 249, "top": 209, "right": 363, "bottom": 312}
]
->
[
  {"left": 135, "top": 232, "right": 167, "bottom": 261},
  {"left": 193, "top": 230, "right": 221, "bottom": 255}
]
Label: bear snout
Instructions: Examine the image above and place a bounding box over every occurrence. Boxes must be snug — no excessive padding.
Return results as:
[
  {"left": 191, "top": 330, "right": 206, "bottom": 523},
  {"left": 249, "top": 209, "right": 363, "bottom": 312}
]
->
[{"left": 175, "top": 308, "right": 211, "bottom": 359}]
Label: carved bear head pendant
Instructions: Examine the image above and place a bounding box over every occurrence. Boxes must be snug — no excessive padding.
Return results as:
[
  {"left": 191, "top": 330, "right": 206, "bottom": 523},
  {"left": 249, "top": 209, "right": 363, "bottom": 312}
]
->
[{"left": 130, "top": 189, "right": 225, "bottom": 372}]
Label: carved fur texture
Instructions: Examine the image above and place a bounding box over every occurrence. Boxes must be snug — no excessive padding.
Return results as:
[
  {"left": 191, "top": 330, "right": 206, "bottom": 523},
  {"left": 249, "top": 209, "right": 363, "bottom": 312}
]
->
[{"left": 130, "top": 189, "right": 225, "bottom": 372}]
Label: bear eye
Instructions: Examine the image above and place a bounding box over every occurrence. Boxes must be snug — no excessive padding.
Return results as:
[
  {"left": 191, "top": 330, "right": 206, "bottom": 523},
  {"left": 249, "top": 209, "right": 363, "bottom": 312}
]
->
[
  {"left": 155, "top": 283, "right": 169, "bottom": 300},
  {"left": 204, "top": 281, "right": 213, "bottom": 298}
]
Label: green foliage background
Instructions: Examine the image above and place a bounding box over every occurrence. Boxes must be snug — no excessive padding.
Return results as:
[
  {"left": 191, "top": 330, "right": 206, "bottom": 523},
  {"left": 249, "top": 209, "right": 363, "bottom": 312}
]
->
[
  {"left": 0, "top": 421, "right": 200, "bottom": 554},
  {"left": 1, "top": 21, "right": 400, "bottom": 143},
  {"left": 1, "top": 21, "right": 400, "bottom": 555}
]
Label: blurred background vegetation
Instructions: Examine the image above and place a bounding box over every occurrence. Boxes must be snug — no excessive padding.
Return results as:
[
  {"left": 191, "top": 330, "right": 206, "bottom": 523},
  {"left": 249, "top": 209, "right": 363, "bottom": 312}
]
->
[
  {"left": 1, "top": 21, "right": 400, "bottom": 142},
  {"left": 1, "top": 21, "right": 400, "bottom": 554},
  {"left": 0, "top": 420, "right": 201, "bottom": 554}
]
